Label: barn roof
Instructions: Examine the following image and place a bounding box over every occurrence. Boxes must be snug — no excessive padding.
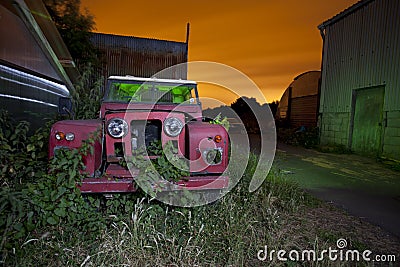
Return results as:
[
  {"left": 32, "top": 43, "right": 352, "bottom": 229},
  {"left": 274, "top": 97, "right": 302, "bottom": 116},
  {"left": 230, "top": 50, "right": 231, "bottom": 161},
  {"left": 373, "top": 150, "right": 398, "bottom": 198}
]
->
[{"left": 318, "top": 0, "right": 375, "bottom": 30}]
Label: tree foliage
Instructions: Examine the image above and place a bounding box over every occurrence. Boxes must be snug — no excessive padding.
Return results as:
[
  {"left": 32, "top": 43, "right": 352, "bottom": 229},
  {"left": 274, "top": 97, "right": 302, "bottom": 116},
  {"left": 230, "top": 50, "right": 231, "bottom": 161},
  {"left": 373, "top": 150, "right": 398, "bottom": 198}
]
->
[
  {"left": 230, "top": 97, "right": 261, "bottom": 133},
  {"left": 70, "top": 64, "right": 104, "bottom": 120},
  {"left": 230, "top": 96, "right": 260, "bottom": 117},
  {"left": 230, "top": 97, "right": 279, "bottom": 133},
  {"left": 267, "top": 100, "right": 279, "bottom": 118},
  {"left": 44, "top": 0, "right": 100, "bottom": 68}
]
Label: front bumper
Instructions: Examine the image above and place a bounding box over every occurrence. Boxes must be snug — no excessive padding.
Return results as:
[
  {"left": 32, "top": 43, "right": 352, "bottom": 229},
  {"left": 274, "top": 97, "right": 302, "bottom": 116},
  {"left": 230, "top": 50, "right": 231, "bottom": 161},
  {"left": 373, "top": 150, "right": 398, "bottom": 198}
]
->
[{"left": 78, "top": 164, "right": 229, "bottom": 193}]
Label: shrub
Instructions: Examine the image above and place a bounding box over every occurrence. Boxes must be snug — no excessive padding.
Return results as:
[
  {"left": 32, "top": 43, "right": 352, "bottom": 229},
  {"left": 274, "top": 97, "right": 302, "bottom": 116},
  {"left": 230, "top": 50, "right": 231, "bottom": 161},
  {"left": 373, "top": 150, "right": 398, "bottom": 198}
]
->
[
  {"left": 278, "top": 126, "right": 319, "bottom": 148},
  {"left": 0, "top": 115, "right": 105, "bottom": 262},
  {"left": 1, "top": 111, "right": 310, "bottom": 265},
  {"left": 70, "top": 64, "right": 104, "bottom": 120},
  {"left": 0, "top": 65, "right": 105, "bottom": 261}
]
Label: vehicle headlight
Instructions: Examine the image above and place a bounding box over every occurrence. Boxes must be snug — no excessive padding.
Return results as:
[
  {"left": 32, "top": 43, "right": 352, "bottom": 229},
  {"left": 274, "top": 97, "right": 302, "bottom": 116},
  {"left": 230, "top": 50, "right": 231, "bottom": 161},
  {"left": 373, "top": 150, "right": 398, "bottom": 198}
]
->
[
  {"left": 163, "top": 117, "right": 183, "bottom": 137},
  {"left": 65, "top": 133, "right": 75, "bottom": 141},
  {"left": 107, "top": 118, "right": 128, "bottom": 138}
]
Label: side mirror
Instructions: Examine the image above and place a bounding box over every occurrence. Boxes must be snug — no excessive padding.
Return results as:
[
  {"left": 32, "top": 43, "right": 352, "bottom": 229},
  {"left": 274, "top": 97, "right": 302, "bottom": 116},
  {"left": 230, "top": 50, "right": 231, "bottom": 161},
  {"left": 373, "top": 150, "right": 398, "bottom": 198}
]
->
[{"left": 58, "top": 97, "right": 73, "bottom": 117}]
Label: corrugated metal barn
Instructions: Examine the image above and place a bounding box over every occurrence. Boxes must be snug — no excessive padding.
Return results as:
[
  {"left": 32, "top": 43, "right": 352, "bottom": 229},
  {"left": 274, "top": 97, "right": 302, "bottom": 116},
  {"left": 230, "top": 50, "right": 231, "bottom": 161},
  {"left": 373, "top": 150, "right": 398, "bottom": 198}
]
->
[
  {"left": 91, "top": 32, "right": 188, "bottom": 80},
  {"left": 277, "top": 70, "right": 321, "bottom": 128},
  {"left": 318, "top": 0, "right": 400, "bottom": 159}
]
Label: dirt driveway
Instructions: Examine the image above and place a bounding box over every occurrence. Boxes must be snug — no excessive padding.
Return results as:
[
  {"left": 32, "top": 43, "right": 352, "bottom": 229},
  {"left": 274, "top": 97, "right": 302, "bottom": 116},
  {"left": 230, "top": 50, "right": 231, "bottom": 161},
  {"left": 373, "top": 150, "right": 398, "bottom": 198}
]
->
[{"left": 274, "top": 143, "right": 400, "bottom": 238}]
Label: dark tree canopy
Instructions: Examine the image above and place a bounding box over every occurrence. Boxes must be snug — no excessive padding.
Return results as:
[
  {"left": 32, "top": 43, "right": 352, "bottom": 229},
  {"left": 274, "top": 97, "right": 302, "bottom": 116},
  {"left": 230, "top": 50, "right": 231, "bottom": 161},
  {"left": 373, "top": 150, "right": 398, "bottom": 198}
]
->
[
  {"left": 230, "top": 97, "right": 260, "bottom": 117},
  {"left": 230, "top": 97, "right": 260, "bottom": 133},
  {"left": 44, "top": 0, "right": 99, "bottom": 68},
  {"left": 267, "top": 100, "right": 279, "bottom": 118},
  {"left": 230, "top": 97, "right": 279, "bottom": 133}
]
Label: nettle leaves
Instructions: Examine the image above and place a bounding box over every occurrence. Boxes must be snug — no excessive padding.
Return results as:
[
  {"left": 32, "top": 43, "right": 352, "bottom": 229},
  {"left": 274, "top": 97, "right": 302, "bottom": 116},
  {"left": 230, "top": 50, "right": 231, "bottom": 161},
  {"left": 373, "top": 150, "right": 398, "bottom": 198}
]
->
[
  {"left": 27, "top": 132, "right": 104, "bottom": 230},
  {"left": 122, "top": 141, "right": 189, "bottom": 195},
  {"left": 149, "top": 141, "right": 189, "bottom": 182},
  {"left": 0, "top": 120, "right": 105, "bottom": 255},
  {"left": 209, "top": 113, "right": 230, "bottom": 131}
]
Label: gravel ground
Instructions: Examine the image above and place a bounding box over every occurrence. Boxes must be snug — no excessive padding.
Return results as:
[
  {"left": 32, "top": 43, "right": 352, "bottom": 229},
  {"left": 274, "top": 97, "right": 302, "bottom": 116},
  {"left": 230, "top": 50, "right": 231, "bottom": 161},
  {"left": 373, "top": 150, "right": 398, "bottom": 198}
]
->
[{"left": 275, "top": 200, "right": 400, "bottom": 266}]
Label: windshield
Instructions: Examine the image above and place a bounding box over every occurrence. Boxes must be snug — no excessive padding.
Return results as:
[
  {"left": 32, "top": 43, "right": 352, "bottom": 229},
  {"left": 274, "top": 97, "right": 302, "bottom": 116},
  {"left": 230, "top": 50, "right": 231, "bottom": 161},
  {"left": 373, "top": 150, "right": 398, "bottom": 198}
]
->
[{"left": 105, "top": 80, "right": 198, "bottom": 104}]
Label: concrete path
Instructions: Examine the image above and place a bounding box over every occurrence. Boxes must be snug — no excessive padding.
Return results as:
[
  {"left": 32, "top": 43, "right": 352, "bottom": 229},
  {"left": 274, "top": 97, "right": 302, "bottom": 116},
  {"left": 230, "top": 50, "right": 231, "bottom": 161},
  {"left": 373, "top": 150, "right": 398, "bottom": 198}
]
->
[{"left": 274, "top": 143, "right": 400, "bottom": 238}]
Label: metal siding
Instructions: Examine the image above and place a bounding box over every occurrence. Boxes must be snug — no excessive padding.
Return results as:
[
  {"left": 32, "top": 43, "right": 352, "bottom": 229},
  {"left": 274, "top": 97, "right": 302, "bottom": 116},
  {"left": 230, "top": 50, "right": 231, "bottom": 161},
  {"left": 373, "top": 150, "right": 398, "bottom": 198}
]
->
[
  {"left": 278, "top": 71, "right": 320, "bottom": 125},
  {"left": 0, "top": 64, "right": 68, "bottom": 129},
  {"left": 318, "top": 28, "right": 328, "bottom": 114},
  {"left": 320, "top": 0, "right": 400, "bottom": 113},
  {"left": 0, "top": 64, "right": 68, "bottom": 104},
  {"left": 0, "top": 4, "right": 61, "bottom": 81},
  {"left": 277, "top": 89, "right": 289, "bottom": 119},
  {"left": 291, "top": 71, "right": 320, "bottom": 98},
  {"left": 91, "top": 33, "right": 188, "bottom": 80},
  {"left": 290, "top": 95, "right": 319, "bottom": 127}
]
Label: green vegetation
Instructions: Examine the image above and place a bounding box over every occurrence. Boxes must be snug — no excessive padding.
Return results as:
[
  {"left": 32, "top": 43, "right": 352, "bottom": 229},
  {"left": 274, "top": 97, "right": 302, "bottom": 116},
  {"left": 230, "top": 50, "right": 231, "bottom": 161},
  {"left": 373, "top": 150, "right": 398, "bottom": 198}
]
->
[
  {"left": 209, "top": 113, "right": 230, "bottom": 131},
  {"left": 44, "top": 0, "right": 100, "bottom": 69},
  {"left": 278, "top": 127, "right": 319, "bottom": 149},
  {"left": 377, "top": 157, "right": 400, "bottom": 172},
  {"left": 70, "top": 64, "right": 104, "bottom": 120},
  {"left": 2, "top": 110, "right": 398, "bottom": 265},
  {"left": 317, "top": 144, "right": 353, "bottom": 154},
  {"left": 0, "top": 114, "right": 311, "bottom": 265}
]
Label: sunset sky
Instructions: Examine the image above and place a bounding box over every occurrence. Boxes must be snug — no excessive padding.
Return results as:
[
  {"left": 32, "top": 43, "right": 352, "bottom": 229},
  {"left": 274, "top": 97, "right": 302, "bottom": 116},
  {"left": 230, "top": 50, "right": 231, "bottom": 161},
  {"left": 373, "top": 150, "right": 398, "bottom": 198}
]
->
[{"left": 81, "top": 0, "right": 358, "bottom": 107}]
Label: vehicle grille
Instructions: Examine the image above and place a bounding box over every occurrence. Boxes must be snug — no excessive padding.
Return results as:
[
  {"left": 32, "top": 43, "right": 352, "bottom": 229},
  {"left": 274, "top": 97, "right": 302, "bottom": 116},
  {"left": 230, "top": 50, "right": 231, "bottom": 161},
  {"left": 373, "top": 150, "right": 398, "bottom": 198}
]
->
[{"left": 130, "top": 120, "right": 161, "bottom": 152}]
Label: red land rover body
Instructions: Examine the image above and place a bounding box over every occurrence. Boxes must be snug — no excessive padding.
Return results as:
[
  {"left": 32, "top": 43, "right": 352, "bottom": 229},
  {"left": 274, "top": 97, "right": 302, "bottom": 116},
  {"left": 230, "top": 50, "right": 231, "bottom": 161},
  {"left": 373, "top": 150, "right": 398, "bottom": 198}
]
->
[{"left": 48, "top": 76, "right": 229, "bottom": 193}]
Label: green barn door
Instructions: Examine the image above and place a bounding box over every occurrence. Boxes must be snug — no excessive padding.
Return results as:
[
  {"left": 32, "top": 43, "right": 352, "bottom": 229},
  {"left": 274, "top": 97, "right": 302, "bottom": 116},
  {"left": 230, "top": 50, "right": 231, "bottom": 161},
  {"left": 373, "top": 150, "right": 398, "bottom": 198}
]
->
[{"left": 351, "top": 86, "right": 385, "bottom": 156}]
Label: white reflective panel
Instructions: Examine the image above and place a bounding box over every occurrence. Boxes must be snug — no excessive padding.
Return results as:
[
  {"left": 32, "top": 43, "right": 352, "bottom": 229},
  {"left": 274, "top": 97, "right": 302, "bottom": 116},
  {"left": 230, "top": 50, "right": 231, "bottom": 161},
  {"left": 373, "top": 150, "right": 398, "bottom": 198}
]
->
[
  {"left": 0, "top": 93, "right": 57, "bottom": 107},
  {"left": 0, "top": 64, "right": 69, "bottom": 96}
]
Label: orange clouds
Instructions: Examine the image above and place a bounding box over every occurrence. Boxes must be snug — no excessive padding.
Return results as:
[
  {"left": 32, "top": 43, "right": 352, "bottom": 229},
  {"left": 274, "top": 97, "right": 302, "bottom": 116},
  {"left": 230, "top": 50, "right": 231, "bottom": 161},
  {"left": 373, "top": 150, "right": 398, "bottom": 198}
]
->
[{"left": 81, "top": 0, "right": 357, "bottom": 107}]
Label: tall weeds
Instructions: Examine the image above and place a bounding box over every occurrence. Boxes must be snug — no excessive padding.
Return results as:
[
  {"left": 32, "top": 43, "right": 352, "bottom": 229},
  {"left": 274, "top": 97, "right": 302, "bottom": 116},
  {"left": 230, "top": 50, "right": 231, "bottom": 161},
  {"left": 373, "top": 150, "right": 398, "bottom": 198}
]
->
[
  {"left": 0, "top": 67, "right": 313, "bottom": 266},
  {"left": 7, "top": 153, "right": 309, "bottom": 266}
]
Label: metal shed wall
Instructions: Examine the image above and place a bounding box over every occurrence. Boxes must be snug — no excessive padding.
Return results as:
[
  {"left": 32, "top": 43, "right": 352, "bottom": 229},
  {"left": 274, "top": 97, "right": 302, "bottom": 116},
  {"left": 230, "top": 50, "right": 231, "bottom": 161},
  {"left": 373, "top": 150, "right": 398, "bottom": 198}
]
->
[
  {"left": 0, "top": 1, "right": 71, "bottom": 129},
  {"left": 0, "top": 64, "right": 68, "bottom": 129},
  {"left": 319, "top": 0, "right": 400, "bottom": 114},
  {"left": 276, "top": 71, "right": 320, "bottom": 127},
  {"left": 277, "top": 89, "right": 289, "bottom": 120},
  {"left": 0, "top": 4, "right": 60, "bottom": 81},
  {"left": 291, "top": 95, "right": 319, "bottom": 127},
  {"left": 91, "top": 33, "right": 188, "bottom": 80},
  {"left": 318, "top": 0, "right": 400, "bottom": 159}
]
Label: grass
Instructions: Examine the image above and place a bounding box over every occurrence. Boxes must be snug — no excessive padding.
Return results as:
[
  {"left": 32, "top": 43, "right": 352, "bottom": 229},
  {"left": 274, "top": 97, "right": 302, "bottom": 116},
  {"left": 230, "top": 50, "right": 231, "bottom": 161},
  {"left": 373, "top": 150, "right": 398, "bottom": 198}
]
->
[
  {"left": 3, "top": 154, "right": 316, "bottom": 266},
  {"left": 316, "top": 144, "right": 353, "bottom": 154},
  {"left": 2, "top": 145, "right": 399, "bottom": 266},
  {"left": 377, "top": 157, "right": 400, "bottom": 172}
]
